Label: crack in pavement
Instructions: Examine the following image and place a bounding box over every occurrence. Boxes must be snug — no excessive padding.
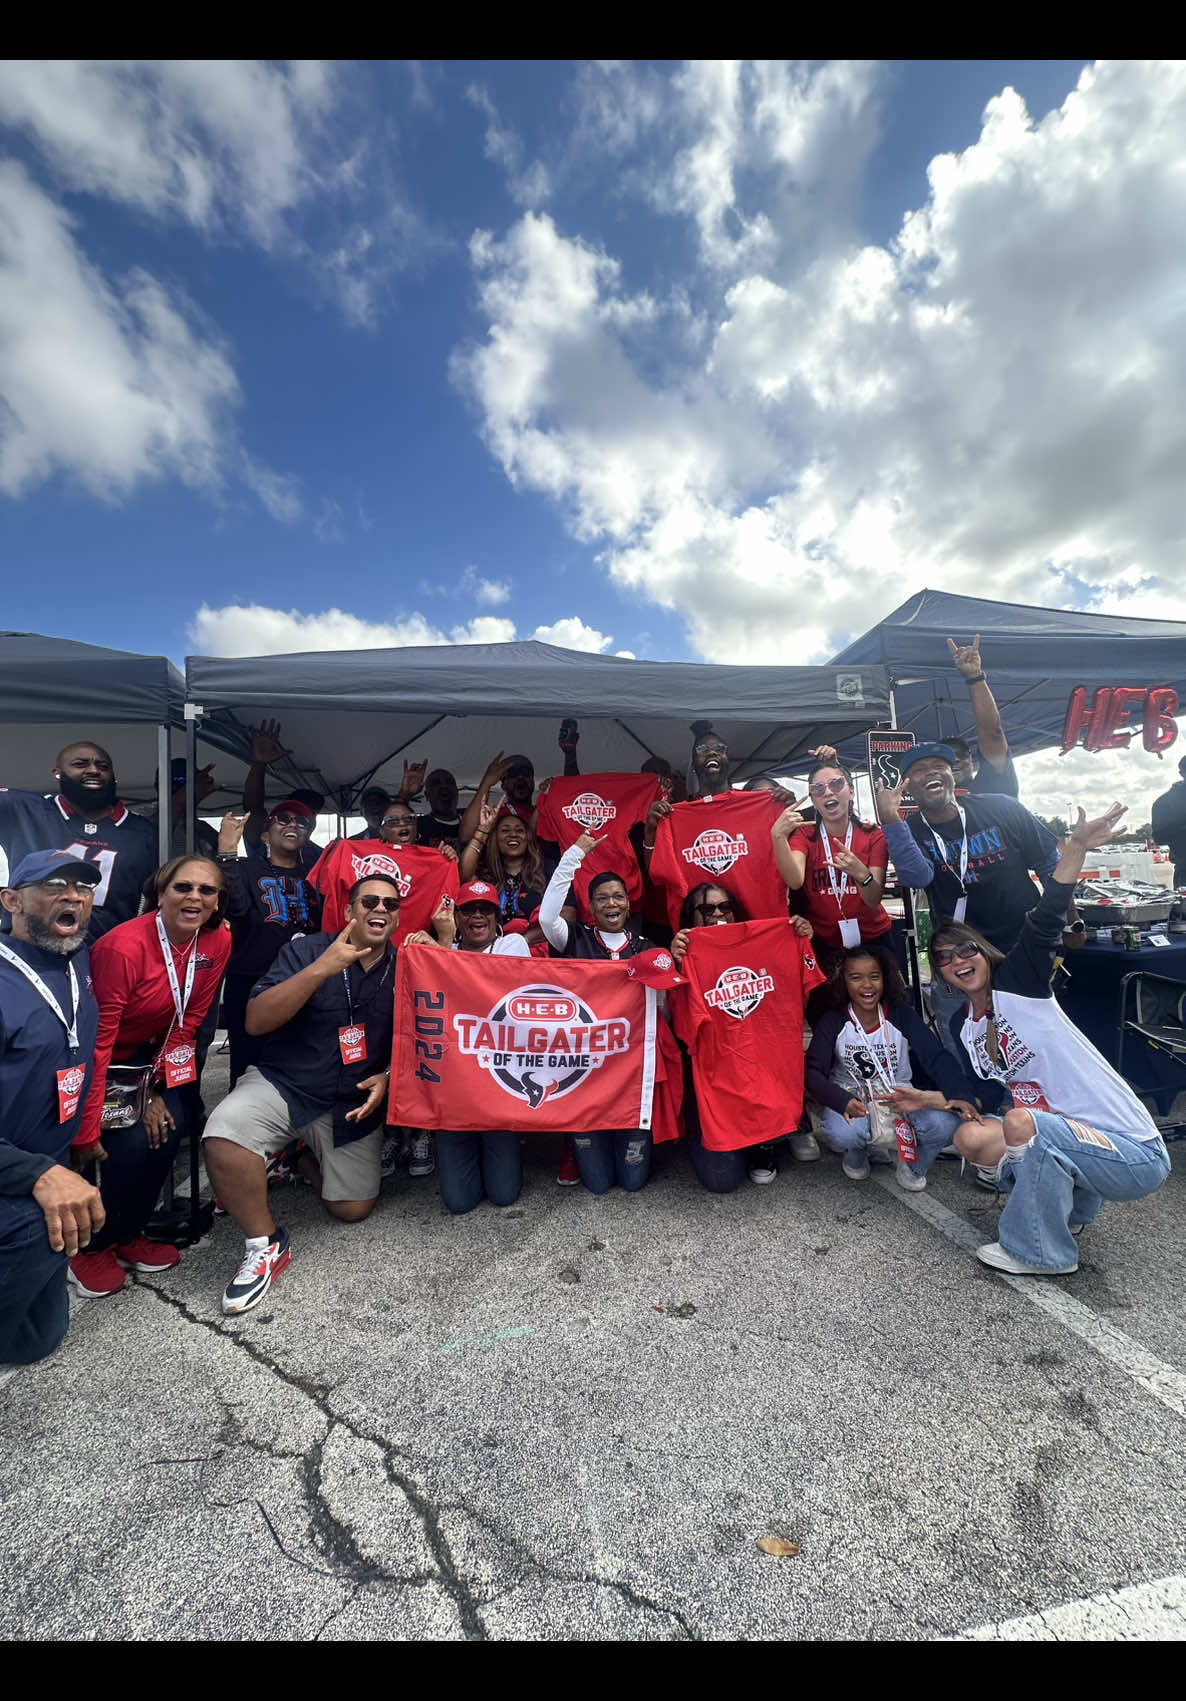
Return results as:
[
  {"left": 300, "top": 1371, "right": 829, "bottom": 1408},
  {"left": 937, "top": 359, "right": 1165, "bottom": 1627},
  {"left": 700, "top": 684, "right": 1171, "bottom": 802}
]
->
[{"left": 134, "top": 1278, "right": 488, "bottom": 1639}]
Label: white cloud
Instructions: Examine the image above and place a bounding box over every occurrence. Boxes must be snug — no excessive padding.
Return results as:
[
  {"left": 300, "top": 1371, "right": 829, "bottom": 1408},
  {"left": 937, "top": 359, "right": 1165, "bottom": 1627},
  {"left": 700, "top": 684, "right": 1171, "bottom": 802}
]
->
[
  {"left": 456, "top": 61, "right": 1186, "bottom": 669},
  {"left": 466, "top": 83, "right": 550, "bottom": 208},
  {"left": 530, "top": 617, "right": 613, "bottom": 652},
  {"left": 1015, "top": 727, "right": 1186, "bottom": 836},
  {"left": 189, "top": 602, "right": 518, "bottom": 656},
  {"left": 0, "top": 161, "right": 244, "bottom": 500},
  {"left": 459, "top": 564, "right": 511, "bottom": 606}
]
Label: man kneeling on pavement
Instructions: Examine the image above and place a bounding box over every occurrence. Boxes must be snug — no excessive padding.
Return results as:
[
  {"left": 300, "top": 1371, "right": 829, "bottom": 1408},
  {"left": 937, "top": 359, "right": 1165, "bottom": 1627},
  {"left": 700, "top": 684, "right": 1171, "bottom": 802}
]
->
[{"left": 203, "top": 874, "right": 400, "bottom": 1315}]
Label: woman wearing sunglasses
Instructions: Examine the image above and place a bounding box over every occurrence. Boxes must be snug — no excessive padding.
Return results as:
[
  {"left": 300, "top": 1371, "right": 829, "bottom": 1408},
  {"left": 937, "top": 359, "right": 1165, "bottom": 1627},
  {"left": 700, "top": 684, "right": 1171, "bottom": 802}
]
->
[
  {"left": 772, "top": 761, "right": 894, "bottom": 967},
  {"left": 68, "top": 856, "right": 231, "bottom": 1297},
  {"left": 922, "top": 802, "right": 1171, "bottom": 1275}
]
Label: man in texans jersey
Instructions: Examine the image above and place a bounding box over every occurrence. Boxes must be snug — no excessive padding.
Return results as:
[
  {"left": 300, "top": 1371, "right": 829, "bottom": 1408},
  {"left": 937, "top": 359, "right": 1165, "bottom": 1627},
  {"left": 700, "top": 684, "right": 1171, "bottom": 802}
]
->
[{"left": 0, "top": 742, "right": 157, "bottom": 943}]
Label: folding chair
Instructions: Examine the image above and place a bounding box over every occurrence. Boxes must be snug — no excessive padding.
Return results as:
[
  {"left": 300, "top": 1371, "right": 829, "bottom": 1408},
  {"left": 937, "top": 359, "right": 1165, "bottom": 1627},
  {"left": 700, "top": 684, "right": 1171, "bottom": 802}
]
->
[{"left": 1116, "top": 972, "right": 1186, "bottom": 1139}]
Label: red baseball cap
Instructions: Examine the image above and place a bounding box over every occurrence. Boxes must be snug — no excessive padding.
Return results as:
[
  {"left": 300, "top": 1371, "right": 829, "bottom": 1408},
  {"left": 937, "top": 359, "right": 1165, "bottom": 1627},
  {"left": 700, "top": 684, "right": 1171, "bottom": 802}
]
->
[
  {"left": 627, "top": 947, "right": 685, "bottom": 990},
  {"left": 269, "top": 798, "right": 316, "bottom": 824},
  {"left": 457, "top": 880, "right": 501, "bottom": 907}
]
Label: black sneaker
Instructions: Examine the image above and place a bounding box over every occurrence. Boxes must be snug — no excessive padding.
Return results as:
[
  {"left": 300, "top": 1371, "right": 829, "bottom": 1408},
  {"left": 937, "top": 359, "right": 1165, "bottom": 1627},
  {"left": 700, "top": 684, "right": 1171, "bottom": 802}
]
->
[
  {"left": 748, "top": 1144, "right": 780, "bottom": 1185},
  {"left": 222, "top": 1227, "right": 291, "bottom": 1315}
]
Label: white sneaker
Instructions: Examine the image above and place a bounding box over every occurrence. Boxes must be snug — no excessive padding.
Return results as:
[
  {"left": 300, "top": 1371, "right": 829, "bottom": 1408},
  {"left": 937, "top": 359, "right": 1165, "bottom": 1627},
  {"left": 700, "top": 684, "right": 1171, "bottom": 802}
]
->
[
  {"left": 976, "top": 1240, "right": 1077, "bottom": 1277},
  {"left": 895, "top": 1159, "right": 927, "bottom": 1192},
  {"left": 788, "top": 1132, "right": 820, "bottom": 1162},
  {"left": 747, "top": 1145, "right": 779, "bottom": 1185},
  {"left": 842, "top": 1152, "right": 871, "bottom": 1182},
  {"left": 409, "top": 1132, "right": 435, "bottom": 1177}
]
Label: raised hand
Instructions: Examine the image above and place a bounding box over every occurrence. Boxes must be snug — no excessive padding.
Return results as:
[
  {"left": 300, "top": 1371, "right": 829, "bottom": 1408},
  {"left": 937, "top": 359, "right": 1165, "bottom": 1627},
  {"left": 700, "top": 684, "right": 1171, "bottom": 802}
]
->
[
  {"left": 1069, "top": 802, "right": 1127, "bottom": 852},
  {"left": 194, "top": 762, "right": 218, "bottom": 803},
  {"left": 400, "top": 758, "right": 428, "bottom": 799},
  {"left": 321, "top": 923, "right": 370, "bottom": 974},
  {"left": 807, "top": 744, "right": 838, "bottom": 765},
  {"left": 790, "top": 916, "right": 814, "bottom": 938},
  {"left": 437, "top": 842, "right": 460, "bottom": 864},
  {"left": 478, "top": 799, "right": 499, "bottom": 835},
  {"left": 875, "top": 779, "right": 908, "bottom": 824},
  {"left": 218, "top": 811, "right": 249, "bottom": 854},
  {"left": 576, "top": 830, "right": 607, "bottom": 855},
  {"left": 250, "top": 719, "right": 292, "bottom": 766},
  {"left": 947, "top": 634, "right": 983, "bottom": 679},
  {"left": 480, "top": 752, "right": 510, "bottom": 790},
  {"left": 644, "top": 797, "right": 674, "bottom": 838},
  {"left": 431, "top": 896, "right": 457, "bottom": 941},
  {"left": 670, "top": 928, "right": 691, "bottom": 963},
  {"left": 771, "top": 803, "right": 806, "bottom": 841}
]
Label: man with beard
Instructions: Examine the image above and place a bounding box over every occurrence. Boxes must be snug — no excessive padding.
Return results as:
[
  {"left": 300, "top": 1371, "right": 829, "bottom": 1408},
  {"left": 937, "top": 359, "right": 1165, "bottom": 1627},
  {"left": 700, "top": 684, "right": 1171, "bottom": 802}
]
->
[
  {"left": 417, "top": 769, "right": 464, "bottom": 851},
  {"left": 0, "top": 851, "right": 103, "bottom": 1364},
  {"left": 348, "top": 788, "right": 391, "bottom": 841},
  {"left": 0, "top": 742, "right": 157, "bottom": 942}
]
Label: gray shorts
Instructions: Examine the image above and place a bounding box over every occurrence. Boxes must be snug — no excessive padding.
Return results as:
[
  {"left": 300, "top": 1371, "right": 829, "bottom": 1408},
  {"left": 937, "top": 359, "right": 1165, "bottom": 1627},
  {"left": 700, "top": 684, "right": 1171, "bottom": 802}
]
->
[{"left": 202, "top": 1066, "right": 382, "bottom": 1203}]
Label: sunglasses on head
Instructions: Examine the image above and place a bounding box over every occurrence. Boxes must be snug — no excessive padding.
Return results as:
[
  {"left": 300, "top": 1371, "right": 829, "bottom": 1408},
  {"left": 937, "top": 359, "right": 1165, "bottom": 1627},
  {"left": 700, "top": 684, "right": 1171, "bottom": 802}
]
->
[
  {"left": 358, "top": 894, "right": 400, "bottom": 912},
  {"left": 932, "top": 941, "right": 981, "bottom": 968},
  {"left": 171, "top": 882, "right": 220, "bottom": 897},
  {"left": 809, "top": 777, "right": 848, "bottom": 798}
]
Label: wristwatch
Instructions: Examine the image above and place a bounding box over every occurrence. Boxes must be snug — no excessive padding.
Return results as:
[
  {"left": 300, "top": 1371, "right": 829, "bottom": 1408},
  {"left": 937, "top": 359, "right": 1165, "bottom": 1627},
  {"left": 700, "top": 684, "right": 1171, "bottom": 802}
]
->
[{"left": 859, "top": 873, "right": 875, "bottom": 888}]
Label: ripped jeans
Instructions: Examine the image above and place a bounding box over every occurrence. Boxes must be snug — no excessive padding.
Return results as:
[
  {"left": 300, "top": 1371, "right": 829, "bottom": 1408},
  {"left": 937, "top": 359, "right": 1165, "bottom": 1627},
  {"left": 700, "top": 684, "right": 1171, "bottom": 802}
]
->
[{"left": 571, "top": 1130, "right": 653, "bottom": 1195}]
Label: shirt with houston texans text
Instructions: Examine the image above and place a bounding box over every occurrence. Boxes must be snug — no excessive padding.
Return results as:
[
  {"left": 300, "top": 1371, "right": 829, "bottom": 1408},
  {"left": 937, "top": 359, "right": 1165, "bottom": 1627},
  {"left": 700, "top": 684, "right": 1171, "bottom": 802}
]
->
[{"left": 0, "top": 790, "right": 157, "bottom": 942}]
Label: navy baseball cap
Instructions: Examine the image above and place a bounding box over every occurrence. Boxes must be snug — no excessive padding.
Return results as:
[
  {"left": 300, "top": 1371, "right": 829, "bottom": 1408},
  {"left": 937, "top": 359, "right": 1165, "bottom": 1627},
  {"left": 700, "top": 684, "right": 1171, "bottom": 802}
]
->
[
  {"left": 898, "top": 742, "right": 958, "bottom": 777},
  {"left": 5, "top": 849, "right": 102, "bottom": 890}
]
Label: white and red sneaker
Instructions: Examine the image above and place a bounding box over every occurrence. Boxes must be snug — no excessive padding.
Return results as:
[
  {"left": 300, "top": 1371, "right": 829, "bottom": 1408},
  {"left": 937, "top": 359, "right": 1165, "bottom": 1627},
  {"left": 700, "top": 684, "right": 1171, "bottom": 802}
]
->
[
  {"left": 115, "top": 1237, "right": 181, "bottom": 1272},
  {"left": 68, "top": 1248, "right": 127, "bottom": 1297},
  {"left": 222, "top": 1227, "right": 292, "bottom": 1316}
]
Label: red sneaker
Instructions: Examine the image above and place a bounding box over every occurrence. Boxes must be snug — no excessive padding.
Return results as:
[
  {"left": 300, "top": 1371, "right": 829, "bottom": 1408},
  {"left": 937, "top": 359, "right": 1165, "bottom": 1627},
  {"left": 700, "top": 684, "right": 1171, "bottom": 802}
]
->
[
  {"left": 68, "top": 1248, "right": 127, "bottom": 1297},
  {"left": 115, "top": 1237, "right": 181, "bottom": 1272},
  {"left": 556, "top": 1150, "right": 581, "bottom": 1186}
]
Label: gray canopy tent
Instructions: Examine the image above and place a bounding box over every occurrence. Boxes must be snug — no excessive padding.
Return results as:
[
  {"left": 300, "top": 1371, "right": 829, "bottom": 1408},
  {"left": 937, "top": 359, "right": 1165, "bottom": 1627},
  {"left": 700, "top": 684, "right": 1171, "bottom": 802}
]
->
[
  {"left": 829, "top": 588, "right": 1186, "bottom": 760},
  {"left": 0, "top": 631, "right": 192, "bottom": 864},
  {"left": 182, "top": 638, "right": 893, "bottom": 828}
]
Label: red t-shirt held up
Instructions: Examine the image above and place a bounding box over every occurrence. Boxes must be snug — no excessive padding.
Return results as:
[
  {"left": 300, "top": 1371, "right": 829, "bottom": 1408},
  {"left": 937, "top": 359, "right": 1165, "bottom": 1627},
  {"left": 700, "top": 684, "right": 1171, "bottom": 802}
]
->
[
  {"left": 788, "top": 820, "right": 892, "bottom": 949},
  {"left": 307, "top": 839, "right": 459, "bottom": 941},
  {"left": 536, "top": 772, "right": 661, "bottom": 922},
  {"left": 649, "top": 790, "right": 786, "bottom": 932},
  {"left": 671, "top": 918, "right": 826, "bottom": 1152}
]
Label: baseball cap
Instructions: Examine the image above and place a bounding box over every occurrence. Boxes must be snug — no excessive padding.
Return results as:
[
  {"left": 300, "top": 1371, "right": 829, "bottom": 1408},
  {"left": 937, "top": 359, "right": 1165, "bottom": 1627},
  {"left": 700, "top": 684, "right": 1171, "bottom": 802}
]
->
[
  {"left": 269, "top": 798, "right": 316, "bottom": 824},
  {"left": 5, "top": 849, "right": 102, "bottom": 890},
  {"left": 503, "top": 754, "right": 534, "bottom": 777},
  {"left": 457, "top": 880, "right": 501, "bottom": 907},
  {"left": 898, "top": 742, "right": 957, "bottom": 777},
  {"left": 626, "top": 947, "right": 685, "bottom": 990}
]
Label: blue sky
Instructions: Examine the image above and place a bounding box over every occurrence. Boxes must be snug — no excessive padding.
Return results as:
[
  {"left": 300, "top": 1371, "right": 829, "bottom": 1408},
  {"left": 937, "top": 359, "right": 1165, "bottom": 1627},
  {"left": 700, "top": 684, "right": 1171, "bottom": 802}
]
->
[{"left": 4, "top": 59, "right": 1186, "bottom": 817}]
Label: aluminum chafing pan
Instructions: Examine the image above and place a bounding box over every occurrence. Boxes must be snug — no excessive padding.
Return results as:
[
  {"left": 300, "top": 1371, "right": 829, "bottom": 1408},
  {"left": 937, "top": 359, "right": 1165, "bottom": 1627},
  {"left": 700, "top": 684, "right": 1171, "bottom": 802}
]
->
[{"left": 1076, "top": 897, "right": 1176, "bottom": 927}]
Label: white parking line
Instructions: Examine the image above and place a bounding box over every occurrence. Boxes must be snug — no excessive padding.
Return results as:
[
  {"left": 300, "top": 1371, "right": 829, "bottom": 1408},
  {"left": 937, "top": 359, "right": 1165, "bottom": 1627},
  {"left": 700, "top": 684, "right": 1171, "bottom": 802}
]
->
[
  {"left": 872, "top": 1172, "right": 1186, "bottom": 1422},
  {"left": 950, "top": 1573, "right": 1186, "bottom": 1639}
]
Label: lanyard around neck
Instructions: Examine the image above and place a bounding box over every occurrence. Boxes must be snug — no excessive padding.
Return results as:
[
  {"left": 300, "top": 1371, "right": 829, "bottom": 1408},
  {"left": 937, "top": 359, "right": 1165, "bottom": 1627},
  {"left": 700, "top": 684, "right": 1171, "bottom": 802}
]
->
[
  {"left": 845, "top": 1002, "right": 898, "bottom": 1091},
  {"left": 0, "top": 942, "right": 81, "bottom": 1051},
  {"left": 156, "top": 912, "right": 197, "bottom": 1030},
  {"left": 820, "top": 820, "right": 855, "bottom": 911},
  {"left": 927, "top": 805, "right": 968, "bottom": 893}
]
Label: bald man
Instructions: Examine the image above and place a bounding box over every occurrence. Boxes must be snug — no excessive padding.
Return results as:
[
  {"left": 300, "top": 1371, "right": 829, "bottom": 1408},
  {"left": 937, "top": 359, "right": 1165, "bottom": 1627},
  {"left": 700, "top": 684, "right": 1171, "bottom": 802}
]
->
[{"left": 0, "top": 741, "right": 157, "bottom": 942}]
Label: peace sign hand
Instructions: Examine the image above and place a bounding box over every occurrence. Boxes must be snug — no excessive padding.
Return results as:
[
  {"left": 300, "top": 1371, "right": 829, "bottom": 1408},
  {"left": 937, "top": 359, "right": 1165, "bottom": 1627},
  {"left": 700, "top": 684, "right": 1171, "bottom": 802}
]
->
[{"left": 947, "top": 634, "right": 983, "bottom": 679}]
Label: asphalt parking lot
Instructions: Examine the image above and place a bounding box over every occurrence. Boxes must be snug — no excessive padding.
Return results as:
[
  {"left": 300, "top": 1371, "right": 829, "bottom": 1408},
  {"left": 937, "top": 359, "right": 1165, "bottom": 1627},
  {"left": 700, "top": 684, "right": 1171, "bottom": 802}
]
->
[{"left": 3, "top": 1043, "right": 1185, "bottom": 1642}]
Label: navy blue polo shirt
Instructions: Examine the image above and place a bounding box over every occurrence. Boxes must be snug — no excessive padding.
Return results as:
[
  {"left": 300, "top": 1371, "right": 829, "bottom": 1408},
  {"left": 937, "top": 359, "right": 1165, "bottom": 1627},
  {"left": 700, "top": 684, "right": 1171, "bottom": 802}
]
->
[
  {"left": 249, "top": 933, "right": 396, "bottom": 1145},
  {"left": 0, "top": 939, "right": 99, "bottom": 1234}
]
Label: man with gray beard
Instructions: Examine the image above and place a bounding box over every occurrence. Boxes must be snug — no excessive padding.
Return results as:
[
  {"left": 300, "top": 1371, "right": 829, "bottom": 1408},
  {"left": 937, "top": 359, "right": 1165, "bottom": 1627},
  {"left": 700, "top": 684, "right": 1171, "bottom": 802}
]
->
[{"left": 0, "top": 851, "right": 104, "bottom": 1364}]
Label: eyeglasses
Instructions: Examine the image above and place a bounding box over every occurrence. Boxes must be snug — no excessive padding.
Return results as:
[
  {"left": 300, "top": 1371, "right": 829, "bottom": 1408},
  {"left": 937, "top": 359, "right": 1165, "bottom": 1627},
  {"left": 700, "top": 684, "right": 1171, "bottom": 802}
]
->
[
  {"left": 809, "top": 778, "right": 848, "bottom": 799},
  {"left": 694, "top": 743, "right": 727, "bottom": 758},
  {"left": 695, "top": 900, "right": 734, "bottom": 917},
  {"left": 37, "top": 877, "right": 99, "bottom": 894},
  {"left": 358, "top": 894, "right": 400, "bottom": 912},
  {"left": 381, "top": 817, "right": 413, "bottom": 829},
  {"left": 171, "top": 882, "right": 220, "bottom": 897},
  {"left": 272, "top": 813, "right": 310, "bottom": 830},
  {"left": 932, "top": 942, "right": 981, "bottom": 968}
]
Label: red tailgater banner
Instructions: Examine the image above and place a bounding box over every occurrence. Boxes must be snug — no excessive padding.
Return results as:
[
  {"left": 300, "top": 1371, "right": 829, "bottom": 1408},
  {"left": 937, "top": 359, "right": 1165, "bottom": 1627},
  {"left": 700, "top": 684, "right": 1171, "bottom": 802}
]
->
[{"left": 390, "top": 949, "right": 660, "bottom": 1134}]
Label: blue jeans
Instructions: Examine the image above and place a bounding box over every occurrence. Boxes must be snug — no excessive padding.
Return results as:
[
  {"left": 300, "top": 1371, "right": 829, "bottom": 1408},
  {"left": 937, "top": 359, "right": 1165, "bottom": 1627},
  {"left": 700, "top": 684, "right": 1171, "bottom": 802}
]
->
[
  {"left": 572, "top": 1130, "right": 653, "bottom": 1195},
  {"left": 436, "top": 1132, "right": 523, "bottom": 1215},
  {"left": 0, "top": 1216, "right": 70, "bottom": 1366},
  {"left": 998, "top": 1112, "right": 1171, "bottom": 1270},
  {"left": 820, "top": 1104, "right": 958, "bottom": 1176}
]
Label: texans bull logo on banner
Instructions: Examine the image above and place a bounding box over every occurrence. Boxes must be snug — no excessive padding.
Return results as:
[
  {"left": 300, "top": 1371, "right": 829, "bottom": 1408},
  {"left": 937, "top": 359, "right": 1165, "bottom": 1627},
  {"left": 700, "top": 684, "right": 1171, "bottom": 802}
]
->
[
  {"left": 561, "top": 792, "right": 618, "bottom": 829},
  {"left": 703, "top": 965, "right": 776, "bottom": 1020},
  {"left": 453, "top": 983, "right": 632, "bottom": 1108},
  {"left": 681, "top": 829, "right": 749, "bottom": 877},
  {"left": 350, "top": 852, "right": 413, "bottom": 897}
]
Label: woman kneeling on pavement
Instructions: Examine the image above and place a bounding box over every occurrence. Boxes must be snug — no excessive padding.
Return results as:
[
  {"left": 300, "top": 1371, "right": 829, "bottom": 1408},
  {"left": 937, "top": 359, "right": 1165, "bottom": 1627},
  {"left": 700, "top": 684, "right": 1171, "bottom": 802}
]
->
[
  {"left": 407, "top": 881, "right": 532, "bottom": 1214},
  {"left": 539, "top": 831, "right": 654, "bottom": 1194},
  {"left": 931, "top": 801, "right": 1171, "bottom": 1276},
  {"left": 671, "top": 883, "right": 818, "bottom": 1189},
  {"left": 70, "top": 857, "right": 231, "bottom": 1296},
  {"left": 805, "top": 944, "right": 979, "bottom": 1192}
]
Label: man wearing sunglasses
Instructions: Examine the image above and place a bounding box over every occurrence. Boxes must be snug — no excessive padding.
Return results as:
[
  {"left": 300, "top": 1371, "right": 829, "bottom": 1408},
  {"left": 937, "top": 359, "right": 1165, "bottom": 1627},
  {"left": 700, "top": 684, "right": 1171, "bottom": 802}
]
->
[
  {"left": 202, "top": 874, "right": 400, "bottom": 1315},
  {"left": 0, "top": 851, "right": 103, "bottom": 1364}
]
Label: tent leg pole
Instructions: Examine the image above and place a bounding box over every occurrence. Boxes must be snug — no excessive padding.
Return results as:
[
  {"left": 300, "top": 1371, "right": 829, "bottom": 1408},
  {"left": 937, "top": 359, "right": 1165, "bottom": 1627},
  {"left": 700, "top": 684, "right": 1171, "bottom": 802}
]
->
[
  {"left": 184, "top": 715, "right": 198, "bottom": 855},
  {"left": 889, "top": 684, "right": 898, "bottom": 730},
  {"left": 156, "top": 726, "right": 171, "bottom": 867}
]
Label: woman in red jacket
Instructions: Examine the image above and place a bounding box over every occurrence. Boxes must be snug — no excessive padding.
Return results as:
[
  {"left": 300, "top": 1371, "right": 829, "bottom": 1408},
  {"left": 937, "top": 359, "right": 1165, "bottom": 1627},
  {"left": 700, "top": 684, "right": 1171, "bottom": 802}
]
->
[{"left": 69, "top": 856, "right": 230, "bottom": 1297}]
